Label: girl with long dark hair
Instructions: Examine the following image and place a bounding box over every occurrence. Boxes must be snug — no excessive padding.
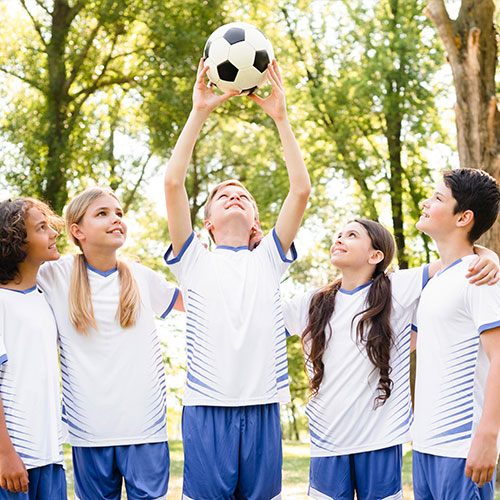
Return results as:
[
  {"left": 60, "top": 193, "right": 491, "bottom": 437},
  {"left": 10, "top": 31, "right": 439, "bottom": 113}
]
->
[{"left": 283, "top": 219, "right": 498, "bottom": 500}]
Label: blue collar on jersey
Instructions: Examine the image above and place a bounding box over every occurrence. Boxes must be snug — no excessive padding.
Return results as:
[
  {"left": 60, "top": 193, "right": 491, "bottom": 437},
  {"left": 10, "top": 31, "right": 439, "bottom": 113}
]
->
[
  {"left": 436, "top": 257, "right": 463, "bottom": 276},
  {"left": 0, "top": 285, "right": 38, "bottom": 294},
  {"left": 86, "top": 262, "right": 118, "bottom": 277},
  {"left": 215, "top": 245, "right": 249, "bottom": 252},
  {"left": 339, "top": 280, "right": 373, "bottom": 295}
]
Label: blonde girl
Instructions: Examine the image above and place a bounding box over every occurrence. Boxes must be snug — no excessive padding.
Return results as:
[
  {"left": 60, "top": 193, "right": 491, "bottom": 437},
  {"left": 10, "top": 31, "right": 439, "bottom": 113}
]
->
[{"left": 38, "top": 187, "right": 182, "bottom": 500}]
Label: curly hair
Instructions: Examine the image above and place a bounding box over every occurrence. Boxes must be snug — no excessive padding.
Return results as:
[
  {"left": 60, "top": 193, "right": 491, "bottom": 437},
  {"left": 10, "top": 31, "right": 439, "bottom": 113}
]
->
[
  {"left": 301, "top": 219, "right": 396, "bottom": 409},
  {"left": 0, "top": 198, "right": 61, "bottom": 285}
]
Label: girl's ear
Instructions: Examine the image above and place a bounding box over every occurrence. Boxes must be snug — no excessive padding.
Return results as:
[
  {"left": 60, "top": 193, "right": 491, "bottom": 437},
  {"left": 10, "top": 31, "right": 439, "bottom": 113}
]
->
[
  {"left": 252, "top": 221, "right": 261, "bottom": 232},
  {"left": 368, "top": 249, "right": 384, "bottom": 265},
  {"left": 70, "top": 223, "right": 84, "bottom": 242},
  {"left": 204, "top": 220, "right": 213, "bottom": 231}
]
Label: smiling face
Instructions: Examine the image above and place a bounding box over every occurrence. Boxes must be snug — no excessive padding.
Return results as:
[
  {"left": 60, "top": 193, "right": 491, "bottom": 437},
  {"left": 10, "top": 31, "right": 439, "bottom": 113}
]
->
[
  {"left": 70, "top": 193, "right": 127, "bottom": 251},
  {"left": 204, "top": 183, "right": 259, "bottom": 241},
  {"left": 24, "top": 207, "right": 60, "bottom": 265},
  {"left": 330, "top": 221, "right": 383, "bottom": 271},
  {"left": 416, "top": 181, "right": 461, "bottom": 241}
]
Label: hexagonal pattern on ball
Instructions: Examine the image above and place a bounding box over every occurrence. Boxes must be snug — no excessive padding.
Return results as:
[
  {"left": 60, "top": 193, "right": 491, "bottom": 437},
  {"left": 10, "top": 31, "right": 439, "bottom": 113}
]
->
[
  {"left": 228, "top": 41, "right": 256, "bottom": 69},
  {"left": 244, "top": 28, "right": 270, "bottom": 52},
  {"left": 233, "top": 66, "right": 265, "bottom": 92},
  {"left": 208, "top": 37, "right": 231, "bottom": 65}
]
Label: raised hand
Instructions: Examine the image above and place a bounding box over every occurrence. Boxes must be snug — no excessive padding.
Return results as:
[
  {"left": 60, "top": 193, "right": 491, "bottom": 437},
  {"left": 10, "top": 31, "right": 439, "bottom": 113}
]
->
[
  {"left": 247, "top": 59, "right": 287, "bottom": 122},
  {"left": 192, "top": 59, "right": 238, "bottom": 116}
]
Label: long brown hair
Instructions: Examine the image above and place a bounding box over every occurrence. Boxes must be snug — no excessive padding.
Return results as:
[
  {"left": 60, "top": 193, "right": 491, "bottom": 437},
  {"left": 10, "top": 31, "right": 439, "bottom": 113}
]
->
[
  {"left": 301, "top": 219, "right": 396, "bottom": 408},
  {"left": 65, "top": 187, "right": 140, "bottom": 334}
]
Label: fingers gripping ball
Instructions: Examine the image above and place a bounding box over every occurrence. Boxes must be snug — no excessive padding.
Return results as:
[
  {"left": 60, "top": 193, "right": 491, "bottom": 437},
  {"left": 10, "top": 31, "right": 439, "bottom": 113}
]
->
[{"left": 203, "top": 22, "right": 274, "bottom": 95}]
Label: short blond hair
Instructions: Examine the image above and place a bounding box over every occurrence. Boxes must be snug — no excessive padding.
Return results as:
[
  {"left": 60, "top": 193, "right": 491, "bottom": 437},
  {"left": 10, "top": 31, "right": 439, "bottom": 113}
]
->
[{"left": 204, "top": 180, "right": 259, "bottom": 242}]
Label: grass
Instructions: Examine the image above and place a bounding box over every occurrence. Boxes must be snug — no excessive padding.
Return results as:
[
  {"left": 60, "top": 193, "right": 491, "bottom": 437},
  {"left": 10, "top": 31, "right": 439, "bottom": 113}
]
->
[{"left": 64, "top": 442, "right": 500, "bottom": 499}]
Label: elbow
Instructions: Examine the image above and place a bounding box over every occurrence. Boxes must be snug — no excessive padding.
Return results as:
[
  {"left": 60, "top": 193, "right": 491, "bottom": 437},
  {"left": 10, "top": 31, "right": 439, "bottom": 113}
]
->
[
  {"left": 294, "top": 180, "right": 311, "bottom": 202},
  {"left": 164, "top": 169, "right": 183, "bottom": 192}
]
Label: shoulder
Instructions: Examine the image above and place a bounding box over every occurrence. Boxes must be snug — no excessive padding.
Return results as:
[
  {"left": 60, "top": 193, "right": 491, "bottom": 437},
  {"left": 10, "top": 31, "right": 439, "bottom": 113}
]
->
[{"left": 38, "top": 255, "right": 76, "bottom": 283}]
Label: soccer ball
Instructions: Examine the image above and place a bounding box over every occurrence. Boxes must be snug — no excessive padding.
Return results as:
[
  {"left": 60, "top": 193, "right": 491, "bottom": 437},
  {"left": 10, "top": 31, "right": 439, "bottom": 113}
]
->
[{"left": 203, "top": 22, "right": 274, "bottom": 95}]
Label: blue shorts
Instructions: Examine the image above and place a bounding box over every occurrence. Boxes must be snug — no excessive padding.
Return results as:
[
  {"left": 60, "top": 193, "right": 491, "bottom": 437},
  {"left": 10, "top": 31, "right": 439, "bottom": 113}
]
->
[
  {"left": 182, "top": 404, "right": 282, "bottom": 500},
  {"left": 413, "top": 450, "right": 496, "bottom": 500},
  {"left": 73, "top": 442, "right": 169, "bottom": 500},
  {"left": 309, "top": 445, "right": 403, "bottom": 500},
  {"left": 0, "top": 464, "right": 66, "bottom": 500}
]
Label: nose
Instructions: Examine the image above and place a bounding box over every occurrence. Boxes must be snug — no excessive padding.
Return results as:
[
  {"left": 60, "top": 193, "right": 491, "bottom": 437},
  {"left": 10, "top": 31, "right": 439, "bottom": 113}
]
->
[{"left": 422, "top": 198, "right": 430, "bottom": 208}]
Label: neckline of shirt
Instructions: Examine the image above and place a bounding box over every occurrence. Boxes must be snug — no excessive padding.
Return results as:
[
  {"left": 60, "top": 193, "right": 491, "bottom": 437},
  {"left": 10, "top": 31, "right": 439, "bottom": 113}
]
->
[
  {"left": 339, "top": 280, "right": 373, "bottom": 295},
  {"left": 86, "top": 262, "right": 118, "bottom": 277},
  {"left": 0, "top": 285, "right": 38, "bottom": 294},
  {"left": 215, "top": 245, "right": 249, "bottom": 252}
]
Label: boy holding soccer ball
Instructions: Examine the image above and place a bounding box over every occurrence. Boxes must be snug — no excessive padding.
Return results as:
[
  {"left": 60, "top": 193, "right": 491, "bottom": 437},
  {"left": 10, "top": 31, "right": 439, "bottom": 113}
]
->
[{"left": 164, "top": 59, "right": 310, "bottom": 499}]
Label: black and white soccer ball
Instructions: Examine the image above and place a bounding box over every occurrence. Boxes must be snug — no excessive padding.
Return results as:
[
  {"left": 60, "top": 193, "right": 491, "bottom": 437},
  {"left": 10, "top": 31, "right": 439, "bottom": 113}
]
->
[{"left": 203, "top": 22, "right": 274, "bottom": 95}]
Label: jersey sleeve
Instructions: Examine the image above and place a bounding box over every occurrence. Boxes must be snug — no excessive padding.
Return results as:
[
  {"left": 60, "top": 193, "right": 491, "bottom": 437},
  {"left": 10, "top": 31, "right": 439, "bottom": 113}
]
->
[
  {"left": 164, "top": 232, "right": 206, "bottom": 285},
  {"left": 390, "top": 264, "right": 429, "bottom": 309},
  {"left": 465, "top": 281, "right": 500, "bottom": 334},
  {"left": 254, "top": 228, "right": 297, "bottom": 283},
  {"left": 282, "top": 290, "right": 315, "bottom": 338},
  {"left": 141, "top": 265, "right": 180, "bottom": 319}
]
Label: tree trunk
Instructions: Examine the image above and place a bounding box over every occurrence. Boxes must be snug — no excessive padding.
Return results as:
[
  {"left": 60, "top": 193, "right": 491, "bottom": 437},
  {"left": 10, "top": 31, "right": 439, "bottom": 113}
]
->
[{"left": 425, "top": 0, "right": 500, "bottom": 252}]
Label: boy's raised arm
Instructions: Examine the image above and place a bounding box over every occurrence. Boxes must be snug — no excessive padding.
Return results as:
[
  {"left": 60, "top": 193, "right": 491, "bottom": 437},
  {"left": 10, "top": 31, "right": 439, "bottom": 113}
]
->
[
  {"left": 248, "top": 61, "right": 311, "bottom": 254},
  {"left": 164, "top": 60, "right": 236, "bottom": 255}
]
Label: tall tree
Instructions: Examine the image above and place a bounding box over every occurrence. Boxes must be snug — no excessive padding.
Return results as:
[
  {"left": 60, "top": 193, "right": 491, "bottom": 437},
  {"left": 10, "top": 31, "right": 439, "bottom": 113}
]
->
[
  {"left": 279, "top": 0, "right": 448, "bottom": 267},
  {"left": 0, "top": 0, "right": 225, "bottom": 213},
  {"left": 425, "top": 0, "right": 500, "bottom": 252}
]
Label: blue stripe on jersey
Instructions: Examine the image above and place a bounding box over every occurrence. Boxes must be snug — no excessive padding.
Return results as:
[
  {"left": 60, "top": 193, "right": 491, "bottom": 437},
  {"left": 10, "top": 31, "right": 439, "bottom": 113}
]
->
[
  {"left": 160, "top": 287, "right": 179, "bottom": 318},
  {"left": 478, "top": 319, "right": 500, "bottom": 334},
  {"left": 0, "top": 354, "right": 7, "bottom": 365},
  {"left": 164, "top": 232, "right": 195, "bottom": 264},
  {"left": 427, "top": 335, "right": 479, "bottom": 446},
  {"left": 422, "top": 264, "right": 430, "bottom": 289},
  {"left": 272, "top": 228, "right": 297, "bottom": 263}
]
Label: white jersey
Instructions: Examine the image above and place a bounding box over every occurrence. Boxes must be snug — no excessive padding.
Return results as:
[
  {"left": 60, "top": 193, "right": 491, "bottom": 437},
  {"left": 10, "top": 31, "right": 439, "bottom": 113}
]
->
[
  {"left": 166, "top": 229, "right": 296, "bottom": 406},
  {"left": 413, "top": 255, "right": 500, "bottom": 459},
  {"left": 0, "top": 286, "right": 64, "bottom": 469},
  {"left": 38, "top": 256, "right": 179, "bottom": 447},
  {"left": 283, "top": 266, "right": 428, "bottom": 456}
]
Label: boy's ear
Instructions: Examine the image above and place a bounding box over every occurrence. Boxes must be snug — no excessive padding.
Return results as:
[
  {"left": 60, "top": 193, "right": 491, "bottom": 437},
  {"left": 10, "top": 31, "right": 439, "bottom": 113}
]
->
[
  {"left": 204, "top": 219, "right": 213, "bottom": 231},
  {"left": 368, "top": 249, "right": 384, "bottom": 266},
  {"left": 252, "top": 221, "right": 261, "bottom": 232},
  {"left": 456, "top": 209, "right": 474, "bottom": 229},
  {"left": 70, "top": 223, "right": 84, "bottom": 242}
]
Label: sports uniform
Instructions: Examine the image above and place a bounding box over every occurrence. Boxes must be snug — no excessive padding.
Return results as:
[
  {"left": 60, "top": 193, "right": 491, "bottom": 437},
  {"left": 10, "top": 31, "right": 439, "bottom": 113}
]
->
[
  {"left": 38, "top": 257, "right": 179, "bottom": 500},
  {"left": 165, "top": 229, "right": 296, "bottom": 500},
  {"left": 283, "top": 266, "right": 429, "bottom": 500},
  {"left": 0, "top": 286, "right": 66, "bottom": 500},
  {"left": 413, "top": 255, "right": 500, "bottom": 500}
]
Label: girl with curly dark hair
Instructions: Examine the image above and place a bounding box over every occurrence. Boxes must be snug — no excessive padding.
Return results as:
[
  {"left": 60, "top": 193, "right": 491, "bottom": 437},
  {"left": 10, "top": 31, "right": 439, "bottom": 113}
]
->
[
  {"left": 283, "top": 218, "right": 498, "bottom": 500},
  {"left": 0, "top": 198, "right": 67, "bottom": 499}
]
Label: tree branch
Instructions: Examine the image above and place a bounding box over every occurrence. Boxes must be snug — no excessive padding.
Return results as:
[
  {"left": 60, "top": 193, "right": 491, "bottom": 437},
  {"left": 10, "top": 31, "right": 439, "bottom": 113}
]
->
[
  {"left": 424, "top": 0, "right": 460, "bottom": 68},
  {"left": 0, "top": 66, "right": 44, "bottom": 91},
  {"left": 122, "top": 153, "right": 152, "bottom": 213},
  {"left": 19, "top": 0, "right": 48, "bottom": 48},
  {"left": 64, "top": 20, "right": 105, "bottom": 93}
]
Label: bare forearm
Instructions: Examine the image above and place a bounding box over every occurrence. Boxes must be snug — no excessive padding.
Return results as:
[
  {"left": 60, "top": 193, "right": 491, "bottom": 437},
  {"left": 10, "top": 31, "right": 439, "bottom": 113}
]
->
[
  {"left": 475, "top": 356, "right": 500, "bottom": 440},
  {"left": 274, "top": 117, "right": 311, "bottom": 197},
  {"left": 164, "top": 110, "right": 208, "bottom": 188}
]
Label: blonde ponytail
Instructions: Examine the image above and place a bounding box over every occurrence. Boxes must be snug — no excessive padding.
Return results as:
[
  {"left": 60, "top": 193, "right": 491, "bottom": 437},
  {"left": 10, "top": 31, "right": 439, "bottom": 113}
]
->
[
  {"left": 69, "top": 254, "right": 97, "bottom": 334},
  {"left": 116, "top": 259, "right": 140, "bottom": 328}
]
